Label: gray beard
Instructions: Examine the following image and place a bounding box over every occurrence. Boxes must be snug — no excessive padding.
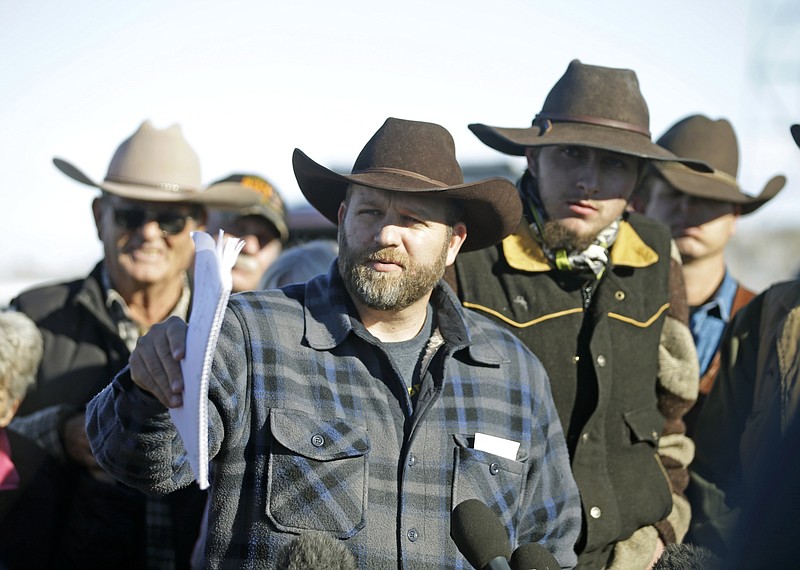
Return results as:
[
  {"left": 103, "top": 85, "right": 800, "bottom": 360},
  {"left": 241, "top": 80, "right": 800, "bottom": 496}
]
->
[
  {"left": 541, "top": 220, "right": 596, "bottom": 253},
  {"left": 337, "top": 230, "right": 449, "bottom": 311}
]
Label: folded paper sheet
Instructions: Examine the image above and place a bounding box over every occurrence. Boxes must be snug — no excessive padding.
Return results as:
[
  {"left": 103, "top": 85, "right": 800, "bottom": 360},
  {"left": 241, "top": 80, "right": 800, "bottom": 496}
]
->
[{"left": 170, "top": 231, "right": 244, "bottom": 489}]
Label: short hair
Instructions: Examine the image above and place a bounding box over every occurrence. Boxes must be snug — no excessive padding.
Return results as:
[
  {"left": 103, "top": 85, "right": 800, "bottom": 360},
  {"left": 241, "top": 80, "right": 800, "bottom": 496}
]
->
[
  {"left": 0, "top": 311, "right": 43, "bottom": 404},
  {"left": 260, "top": 240, "right": 339, "bottom": 289}
]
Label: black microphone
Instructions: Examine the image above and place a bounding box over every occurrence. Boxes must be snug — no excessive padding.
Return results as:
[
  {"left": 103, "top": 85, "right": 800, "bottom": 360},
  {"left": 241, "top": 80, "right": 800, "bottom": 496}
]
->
[
  {"left": 450, "top": 498, "right": 512, "bottom": 569},
  {"left": 509, "top": 542, "right": 560, "bottom": 570},
  {"left": 279, "top": 532, "right": 358, "bottom": 570}
]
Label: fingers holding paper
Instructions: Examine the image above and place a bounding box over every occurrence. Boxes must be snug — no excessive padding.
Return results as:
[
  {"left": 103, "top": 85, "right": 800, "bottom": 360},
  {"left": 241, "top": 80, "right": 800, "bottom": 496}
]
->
[{"left": 129, "top": 316, "right": 188, "bottom": 408}]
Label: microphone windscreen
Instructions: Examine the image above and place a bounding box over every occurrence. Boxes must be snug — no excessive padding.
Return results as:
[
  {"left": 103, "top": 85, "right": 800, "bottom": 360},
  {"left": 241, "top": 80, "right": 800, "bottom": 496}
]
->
[
  {"left": 450, "top": 498, "right": 513, "bottom": 568},
  {"left": 280, "top": 532, "right": 357, "bottom": 570},
  {"left": 509, "top": 542, "right": 560, "bottom": 570}
]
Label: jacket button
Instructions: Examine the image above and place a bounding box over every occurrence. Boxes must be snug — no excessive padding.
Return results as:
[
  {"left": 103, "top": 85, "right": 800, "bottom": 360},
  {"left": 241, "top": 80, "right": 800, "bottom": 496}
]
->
[
  {"left": 573, "top": 355, "right": 580, "bottom": 364},
  {"left": 581, "top": 432, "right": 590, "bottom": 443},
  {"left": 615, "top": 290, "right": 625, "bottom": 301},
  {"left": 310, "top": 434, "right": 325, "bottom": 447},
  {"left": 407, "top": 528, "right": 419, "bottom": 542},
  {"left": 590, "top": 506, "right": 602, "bottom": 519},
  {"left": 489, "top": 463, "right": 500, "bottom": 476},
  {"left": 652, "top": 430, "right": 659, "bottom": 440},
  {"left": 408, "top": 454, "right": 417, "bottom": 467},
  {"left": 596, "top": 355, "right": 607, "bottom": 367}
]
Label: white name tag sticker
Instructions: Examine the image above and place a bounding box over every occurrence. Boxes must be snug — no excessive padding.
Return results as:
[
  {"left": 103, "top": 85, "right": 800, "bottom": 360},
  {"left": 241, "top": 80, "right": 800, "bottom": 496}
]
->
[{"left": 473, "top": 432, "right": 520, "bottom": 461}]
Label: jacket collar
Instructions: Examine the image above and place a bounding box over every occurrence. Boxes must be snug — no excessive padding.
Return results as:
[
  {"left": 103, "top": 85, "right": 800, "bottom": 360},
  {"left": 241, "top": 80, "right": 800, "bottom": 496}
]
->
[
  {"left": 501, "top": 218, "right": 659, "bottom": 273},
  {"left": 301, "top": 264, "right": 505, "bottom": 366}
]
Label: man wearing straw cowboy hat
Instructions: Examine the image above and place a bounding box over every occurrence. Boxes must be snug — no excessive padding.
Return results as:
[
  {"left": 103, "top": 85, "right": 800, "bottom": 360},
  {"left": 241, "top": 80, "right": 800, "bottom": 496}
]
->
[
  {"left": 449, "top": 60, "right": 711, "bottom": 569},
  {"left": 86, "top": 117, "right": 583, "bottom": 568},
  {"left": 640, "top": 115, "right": 786, "bottom": 435},
  {"left": 8, "top": 120, "right": 258, "bottom": 568}
]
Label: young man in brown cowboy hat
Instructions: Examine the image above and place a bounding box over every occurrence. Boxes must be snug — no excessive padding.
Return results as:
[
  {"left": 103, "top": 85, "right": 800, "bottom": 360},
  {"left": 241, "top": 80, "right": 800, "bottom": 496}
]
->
[
  {"left": 205, "top": 173, "right": 290, "bottom": 292},
  {"left": 640, "top": 115, "right": 786, "bottom": 434},
  {"left": 7, "top": 121, "right": 259, "bottom": 568},
  {"left": 685, "top": 124, "right": 799, "bottom": 562},
  {"left": 450, "top": 60, "right": 709, "bottom": 569},
  {"left": 85, "top": 117, "right": 583, "bottom": 568}
]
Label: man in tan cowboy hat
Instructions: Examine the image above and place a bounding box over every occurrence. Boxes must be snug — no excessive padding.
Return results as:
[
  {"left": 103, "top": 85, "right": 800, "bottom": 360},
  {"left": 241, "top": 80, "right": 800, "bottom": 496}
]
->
[
  {"left": 8, "top": 120, "right": 258, "bottom": 568},
  {"left": 85, "top": 117, "right": 583, "bottom": 568},
  {"left": 450, "top": 60, "right": 709, "bottom": 569},
  {"left": 685, "top": 124, "right": 799, "bottom": 563},
  {"left": 640, "top": 115, "right": 786, "bottom": 434}
]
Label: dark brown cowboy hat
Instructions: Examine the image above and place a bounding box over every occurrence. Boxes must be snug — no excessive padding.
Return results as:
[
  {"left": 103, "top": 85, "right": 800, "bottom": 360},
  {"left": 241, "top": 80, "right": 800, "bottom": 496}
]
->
[
  {"left": 292, "top": 117, "right": 522, "bottom": 252},
  {"left": 792, "top": 124, "right": 800, "bottom": 149},
  {"left": 653, "top": 115, "right": 785, "bottom": 215},
  {"left": 469, "top": 60, "right": 711, "bottom": 171},
  {"left": 53, "top": 121, "right": 260, "bottom": 208}
]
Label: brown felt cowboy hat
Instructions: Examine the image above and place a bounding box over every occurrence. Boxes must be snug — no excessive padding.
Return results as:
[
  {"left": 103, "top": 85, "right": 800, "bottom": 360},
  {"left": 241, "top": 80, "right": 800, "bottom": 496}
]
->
[
  {"left": 292, "top": 117, "right": 522, "bottom": 252},
  {"left": 469, "top": 60, "right": 711, "bottom": 171},
  {"left": 651, "top": 115, "right": 785, "bottom": 215},
  {"left": 53, "top": 121, "right": 260, "bottom": 208}
]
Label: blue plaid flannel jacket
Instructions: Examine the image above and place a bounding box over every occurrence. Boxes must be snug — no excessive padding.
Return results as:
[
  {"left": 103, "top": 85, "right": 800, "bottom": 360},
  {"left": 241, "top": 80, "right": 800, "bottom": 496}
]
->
[{"left": 87, "top": 266, "right": 581, "bottom": 569}]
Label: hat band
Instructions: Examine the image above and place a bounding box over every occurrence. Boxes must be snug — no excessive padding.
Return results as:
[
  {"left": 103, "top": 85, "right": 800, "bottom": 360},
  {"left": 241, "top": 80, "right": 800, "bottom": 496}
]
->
[
  {"left": 353, "top": 166, "right": 450, "bottom": 188},
  {"left": 533, "top": 112, "right": 651, "bottom": 138},
  {"left": 662, "top": 163, "right": 739, "bottom": 188},
  {"left": 104, "top": 174, "right": 201, "bottom": 194}
]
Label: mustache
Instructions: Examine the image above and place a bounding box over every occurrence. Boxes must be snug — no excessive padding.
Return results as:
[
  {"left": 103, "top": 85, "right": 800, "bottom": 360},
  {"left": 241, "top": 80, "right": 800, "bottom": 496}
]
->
[{"left": 362, "top": 248, "right": 408, "bottom": 268}]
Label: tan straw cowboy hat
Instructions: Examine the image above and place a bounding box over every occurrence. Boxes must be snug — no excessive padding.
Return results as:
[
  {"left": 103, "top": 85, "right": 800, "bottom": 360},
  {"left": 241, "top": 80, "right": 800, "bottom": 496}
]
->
[
  {"left": 53, "top": 120, "right": 260, "bottom": 208},
  {"left": 468, "top": 60, "right": 711, "bottom": 171},
  {"left": 292, "top": 117, "right": 522, "bottom": 252},
  {"left": 652, "top": 115, "right": 785, "bottom": 215}
]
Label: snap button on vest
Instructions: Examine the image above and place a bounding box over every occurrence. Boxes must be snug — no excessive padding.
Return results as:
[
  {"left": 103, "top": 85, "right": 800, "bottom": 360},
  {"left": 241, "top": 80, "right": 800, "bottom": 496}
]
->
[{"left": 590, "top": 506, "right": 602, "bottom": 519}]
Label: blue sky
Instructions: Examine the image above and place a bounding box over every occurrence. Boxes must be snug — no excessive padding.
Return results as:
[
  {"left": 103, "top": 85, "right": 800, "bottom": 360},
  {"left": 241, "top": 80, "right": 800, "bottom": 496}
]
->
[{"left": 2, "top": 0, "right": 798, "bottom": 302}]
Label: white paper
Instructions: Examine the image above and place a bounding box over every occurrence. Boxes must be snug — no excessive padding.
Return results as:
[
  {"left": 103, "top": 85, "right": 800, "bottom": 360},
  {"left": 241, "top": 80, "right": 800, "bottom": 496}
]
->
[
  {"left": 473, "top": 432, "right": 520, "bottom": 461},
  {"left": 170, "top": 230, "right": 244, "bottom": 489}
]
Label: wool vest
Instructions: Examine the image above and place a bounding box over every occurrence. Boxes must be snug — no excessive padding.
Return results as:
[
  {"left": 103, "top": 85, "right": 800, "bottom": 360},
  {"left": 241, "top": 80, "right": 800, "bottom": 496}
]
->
[{"left": 454, "top": 213, "right": 673, "bottom": 568}]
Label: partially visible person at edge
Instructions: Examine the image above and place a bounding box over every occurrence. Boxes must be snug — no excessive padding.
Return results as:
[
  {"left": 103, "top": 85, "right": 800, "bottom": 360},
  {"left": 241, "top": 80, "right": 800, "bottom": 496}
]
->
[
  {"left": 447, "top": 60, "right": 709, "bottom": 569},
  {"left": 0, "top": 310, "right": 43, "bottom": 514},
  {"left": 7, "top": 121, "right": 259, "bottom": 569},
  {"left": 687, "top": 124, "right": 800, "bottom": 565},
  {"left": 636, "top": 115, "right": 785, "bottom": 435},
  {"left": 205, "top": 173, "right": 289, "bottom": 292},
  {"left": 86, "top": 117, "right": 583, "bottom": 569},
  {"left": 0, "top": 310, "right": 49, "bottom": 569}
]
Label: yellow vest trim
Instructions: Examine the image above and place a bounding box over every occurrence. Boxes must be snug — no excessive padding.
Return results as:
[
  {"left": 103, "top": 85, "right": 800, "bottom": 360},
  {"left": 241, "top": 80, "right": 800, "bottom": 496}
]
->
[
  {"left": 462, "top": 302, "right": 584, "bottom": 329},
  {"left": 502, "top": 221, "right": 550, "bottom": 272},
  {"left": 502, "top": 219, "right": 659, "bottom": 272},
  {"left": 608, "top": 302, "right": 670, "bottom": 328},
  {"left": 610, "top": 221, "right": 660, "bottom": 267}
]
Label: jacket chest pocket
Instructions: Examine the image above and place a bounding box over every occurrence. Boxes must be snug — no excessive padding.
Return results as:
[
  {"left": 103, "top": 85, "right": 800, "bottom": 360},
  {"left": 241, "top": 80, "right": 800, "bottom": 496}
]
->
[
  {"left": 266, "top": 409, "right": 370, "bottom": 538},
  {"left": 451, "top": 434, "right": 526, "bottom": 526}
]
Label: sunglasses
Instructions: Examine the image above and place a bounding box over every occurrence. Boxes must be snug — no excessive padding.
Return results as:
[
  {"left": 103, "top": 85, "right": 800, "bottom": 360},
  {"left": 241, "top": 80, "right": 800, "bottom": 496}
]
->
[{"left": 112, "top": 206, "right": 195, "bottom": 235}]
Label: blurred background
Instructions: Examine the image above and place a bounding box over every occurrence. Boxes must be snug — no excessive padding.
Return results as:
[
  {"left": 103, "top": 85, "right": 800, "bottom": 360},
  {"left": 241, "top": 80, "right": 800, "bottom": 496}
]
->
[{"left": 2, "top": 0, "right": 799, "bottom": 304}]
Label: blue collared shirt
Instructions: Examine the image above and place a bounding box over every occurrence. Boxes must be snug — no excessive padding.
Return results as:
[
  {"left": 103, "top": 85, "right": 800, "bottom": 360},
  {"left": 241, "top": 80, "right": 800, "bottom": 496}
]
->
[{"left": 690, "top": 270, "right": 738, "bottom": 376}]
